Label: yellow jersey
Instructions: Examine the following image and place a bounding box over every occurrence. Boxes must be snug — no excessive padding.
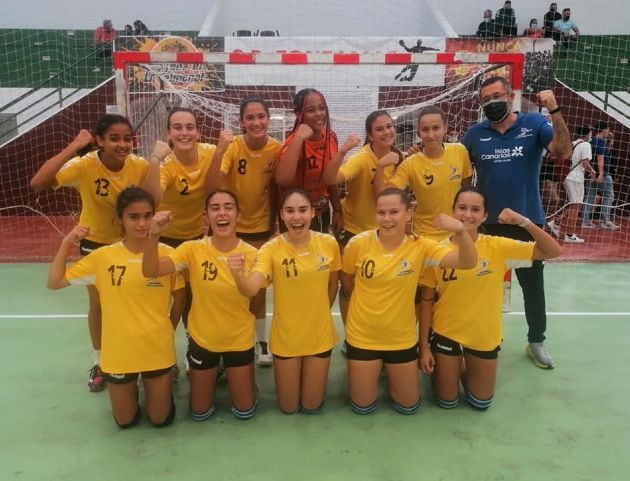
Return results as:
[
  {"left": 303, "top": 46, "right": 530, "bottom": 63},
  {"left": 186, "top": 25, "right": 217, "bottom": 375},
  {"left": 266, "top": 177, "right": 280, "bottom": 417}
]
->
[
  {"left": 339, "top": 145, "right": 396, "bottom": 234},
  {"left": 342, "top": 230, "right": 452, "bottom": 350},
  {"left": 66, "top": 242, "right": 184, "bottom": 373},
  {"left": 220, "top": 135, "right": 281, "bottom": 233},
  {"left": 421, "top": 234, "right": 534, "bottom": 350},
  {"left": 168, "top": 237, "right": 257, "bottom": 352},
  {"left": 159, "top": 143, "right": 216, "bottom": 239},
  {"left": 389, "top": 143, "right": 472, "bottom": 240},
  {"left": 252, "top": 232, "right": 341, "bottom": 357},
  {"left": 54, "top": 151, "right": 149, "bottom": 244}
]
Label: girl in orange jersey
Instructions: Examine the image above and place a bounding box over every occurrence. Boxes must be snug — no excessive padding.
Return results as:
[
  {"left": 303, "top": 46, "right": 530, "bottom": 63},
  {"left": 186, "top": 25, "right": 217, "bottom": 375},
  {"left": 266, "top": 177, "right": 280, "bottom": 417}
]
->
[
  {"left": 206, "top": 97, "right": 283, "bottom": 367},
  {"left": 47, "top": 187, "right": 185, "bottom": 429},
  {"left": 30, "top": 114, "right": 164, "bottom": 392},
  {"left": 275, "top": 88, "right": 342, "bottom": 234},
  {"left": 419, "top": 187, "right": 562, "bottom": 410},
  {"left": 341, "top": 188, "right": 477, "bottom": 415},
  {"left": 228, "top": 188, "right": 341, "bottom": 415},
  {"left": 143, "top": 190, "right": 258, "bottom": 421}
]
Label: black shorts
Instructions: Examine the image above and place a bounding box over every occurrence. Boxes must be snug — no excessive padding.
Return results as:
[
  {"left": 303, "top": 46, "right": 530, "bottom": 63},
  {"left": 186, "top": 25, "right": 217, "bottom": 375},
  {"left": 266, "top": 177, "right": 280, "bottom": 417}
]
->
[
  {"left": 159, "top": 234, "right": 204, "bottom": 249},
  {"left": 430, "top": 332, "right": 500, "bottom": 360},
  {"left": 335, "top": 229, "right": 356, "bottom": 247},
  {"left": 187, "top": 336, "right": 254, "bottom": 370},
  {"left": 273, "top": 349, "right": 332, "bottom": 360},
  {"left": 346, "top": 342, "right": 418, "bottom": 364},
  {"left": 79, "top": 239, "right": 108, "bottom": 256},
  {"left": 237, "top": 231, "right": 272, "bottom": 243},
  {"left": 103, "top": 365, "right": 174, "bottom": 384}
]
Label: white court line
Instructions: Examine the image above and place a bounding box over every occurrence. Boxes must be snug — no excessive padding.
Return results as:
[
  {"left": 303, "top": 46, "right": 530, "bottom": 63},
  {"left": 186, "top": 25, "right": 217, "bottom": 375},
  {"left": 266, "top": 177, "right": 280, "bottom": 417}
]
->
[{"left": 1, "top": 312, "right": 629, "bottom": 319}]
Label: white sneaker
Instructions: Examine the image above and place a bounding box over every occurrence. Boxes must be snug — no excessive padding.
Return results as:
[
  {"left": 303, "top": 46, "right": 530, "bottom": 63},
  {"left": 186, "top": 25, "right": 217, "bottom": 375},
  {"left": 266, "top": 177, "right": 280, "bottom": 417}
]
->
[
  {"left": 601, "top": 221, "right": 621, "bottom": 230},
  {"left": 526, "top": 342, "right": 555, "bottom": 369},
  {"left": 256, "top": 342, "right": 273, "bottom": 367},
  {"left": 564, "top": 234, "right": 585, "bottom": 244},
  {"left": 546, "top": 220, "right": 561, "bottom": 238}
]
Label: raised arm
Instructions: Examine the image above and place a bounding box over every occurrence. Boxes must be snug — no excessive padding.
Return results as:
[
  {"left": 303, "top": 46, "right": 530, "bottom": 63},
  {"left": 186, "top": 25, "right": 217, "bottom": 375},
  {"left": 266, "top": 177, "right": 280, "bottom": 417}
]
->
[
  {"left": 498, "top": 208, "right": 563, "bottom": 260},
  {"left": 274, "top": 124, "right": 313, "bottom": 186},
  {"left": 434, "top": 214, "right": 478, "bottom": 270},
  {"left": 205, "top": 130, "right": 233, "bottom": 195},
  {"left": 30, "top": 130, "right": 93, "bottom": 191},
  {"left": 47, "top": 225, "right": 89, "bottom": 290},
  {"left": 322, "top": 134, "right": 361, "bottom": 185},
  {"left": 142, "top": 211, "right": 177, "bottom": 278},
  {"left": 538, "top": 90, "right": 572, "bottom": 160},
  {"left": 227, "top": 254, "right": 267, "bottom": 298},
  {"left": 143, "top": 140, "right": 171, "bottom": 205},
  {"left": 371, "top": 151, "right": 400, "bottom": 198}
]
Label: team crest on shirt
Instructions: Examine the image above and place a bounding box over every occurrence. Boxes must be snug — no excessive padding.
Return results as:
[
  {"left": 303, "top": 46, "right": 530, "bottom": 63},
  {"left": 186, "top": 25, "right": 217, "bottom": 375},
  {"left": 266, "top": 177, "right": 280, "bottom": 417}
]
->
[
  {"left": 262, "top": 160, "right": 273, "bottom": 174},
  {"left": 476, "top": 259, "right": 492, "bottom": 277},
  {"left": 448, "top": 165, "right": 461, "bottom": 181},
  {"left": 317, "top": 255, "right": 330, "bottom": 271},
  {"left": 515, "top": 127, "right": 533, "bottom": 139},
  {"left": 145, "top": 278, "right": 165, "bottom": 288},
  {"left": 397, "top": 259, "right": 414, "bottom": 276}
]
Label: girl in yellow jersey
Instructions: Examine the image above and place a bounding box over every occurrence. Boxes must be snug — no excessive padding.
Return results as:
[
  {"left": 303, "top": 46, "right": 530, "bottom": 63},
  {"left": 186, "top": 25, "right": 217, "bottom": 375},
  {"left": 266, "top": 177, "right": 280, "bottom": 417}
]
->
[
  {"left": 419, "top": 187, "right": 562, "bottom": 410},
  {"left": 47, "top": 187, "right": 185, "bottom": 429},
  {"left": 30, "top": 114, "right": 164, "bottom": 392},
  {"left": 143, "top": 190, "right": 258, "bottom": 421},
  {"left": 340, "top": 188, "right": 477, "bottom": 415},
  {"left": 206, "top": 97, "right": 283, "bottom": 367},
  {"left": 322, "top": 110, "right": 403, "bottom": 326},
  {"left": 228, "top": 188, "right": 341, "bottom": 414},
  {"left": 374, "top": 106, "right": 473, "bottom": 241}
]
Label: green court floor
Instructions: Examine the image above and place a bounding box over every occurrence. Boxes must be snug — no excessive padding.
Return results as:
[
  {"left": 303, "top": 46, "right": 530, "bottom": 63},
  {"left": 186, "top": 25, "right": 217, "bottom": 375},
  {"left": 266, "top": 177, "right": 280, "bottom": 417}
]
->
[{"left": 0, "top": 262, "right": 628, "bottom": 481}]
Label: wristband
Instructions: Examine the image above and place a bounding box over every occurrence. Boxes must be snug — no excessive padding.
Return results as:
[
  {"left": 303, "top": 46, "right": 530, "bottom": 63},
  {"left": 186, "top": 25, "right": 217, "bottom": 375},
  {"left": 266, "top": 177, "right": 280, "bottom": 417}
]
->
[
  {"left": 518, "top": 218, "right": 532, "bottom": 228},
  {"left": 548, "top": 106, "right": 561, "bottom": 115}
]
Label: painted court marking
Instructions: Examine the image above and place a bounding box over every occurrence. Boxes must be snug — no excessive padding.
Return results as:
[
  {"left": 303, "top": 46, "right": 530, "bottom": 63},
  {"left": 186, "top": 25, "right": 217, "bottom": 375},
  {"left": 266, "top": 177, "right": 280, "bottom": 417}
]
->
[{"left": 1, "top": 312, "right": 629, "bottom": 319}]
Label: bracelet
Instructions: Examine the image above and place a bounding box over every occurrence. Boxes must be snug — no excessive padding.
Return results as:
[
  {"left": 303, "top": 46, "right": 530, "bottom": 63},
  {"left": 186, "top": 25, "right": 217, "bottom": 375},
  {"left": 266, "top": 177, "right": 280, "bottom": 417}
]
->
[
  {"left": 518, "top": 218, "right": 532, "bottom": 228},
  {"left": 548, "top": 106, "right": 561, "bottom": 115}
]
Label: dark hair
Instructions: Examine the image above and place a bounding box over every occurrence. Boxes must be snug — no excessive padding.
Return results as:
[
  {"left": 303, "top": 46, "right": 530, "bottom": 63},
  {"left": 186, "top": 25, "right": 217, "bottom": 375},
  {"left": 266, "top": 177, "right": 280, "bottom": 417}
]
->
[
  {"left": 166, "top": 108, "right": 198, "bottom": 129},
  {"left": 94, "top": 114, "right": 133, "bottom": 138},
  {"left": 562, "top": 8, "right": 570, "bottom": 13},
  {"left": 594, "top": 121, "right": 608, "bottom": 133},
  {"left": 576, "top": 125, "right": 592, "bottom": 137},
  {"left": 281, "top": 187, "right": 312, "bottom": 208},
  {"left": 205, "top": 189, "right": 240, "bottom": 211},
  {"left": 417, "top": 106, "right": 447, "bottom": 126},
  {"left": 376, "top": 187, "right": 412, "bottom": 209},
  {"left": 453, "top": 186, "right": 489, "bottom": 213},
  {"left": 116, "top": 187, "right": 155, "bottom": 218},
  {"left": 239, "top": 96, "right": 270, "bottom": 119},
  {"left": 479, "top": 76, "right": 512, "bottom": 95}
]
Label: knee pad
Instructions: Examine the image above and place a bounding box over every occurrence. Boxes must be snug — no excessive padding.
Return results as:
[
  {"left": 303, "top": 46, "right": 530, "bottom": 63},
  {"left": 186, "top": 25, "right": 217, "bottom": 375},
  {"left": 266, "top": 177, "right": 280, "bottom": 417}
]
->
[
  {"left": 190, "top": 403, "right": 215, "bottom": 421},
  {"left": 152, "top": 402, "right": 176, "bottom": 428},
  {"left": 115, "top": 407, "right": 141, "bottom": 430},
  {"left": 301, "top": 401, "right": 324, "bottom": 415},
  {"left": 391, "top": 398, "right": 421, "bottom": 415},
  {"left": 232, "top": 401, "right": 257, "bottom": 420},
  {"left": 464, "top": 388, "right": 493, "bottom": 411},
  {"left": 350, "top": 399, "right": 377, "bottom": 415},
  {"left": 435, "top": 395, "right": 459, "bottom": 409}
]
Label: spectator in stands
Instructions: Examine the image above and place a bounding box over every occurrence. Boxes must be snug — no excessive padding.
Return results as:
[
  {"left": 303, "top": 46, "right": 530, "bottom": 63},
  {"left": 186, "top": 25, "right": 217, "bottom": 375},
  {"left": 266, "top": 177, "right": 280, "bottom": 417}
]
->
[
  {"left": 94, "top": 19, "right": 117, "bottom": 47},
  {"left": 543, "top": 3, "right": 561, "bottom": 38},
  {"left": 476, "top": 10, "right": 499, "bottom": 39},
  {"left": 583, "top": 122, "right": 620, "bottom": 230},
  {"left": 124, "top": 25, "right": 133, "bottom": 35},
  {"left": 133, "top": 20, "right": 149, "bottom": 36},
  {"left": 554, "top": 8, "right": 579, "bottom": 48},
  {"left": 523, "top": 18, "right": 544, "bottom": 38},
  {"left": 495, "top": 1, "right": 517, "bottom": 37}
]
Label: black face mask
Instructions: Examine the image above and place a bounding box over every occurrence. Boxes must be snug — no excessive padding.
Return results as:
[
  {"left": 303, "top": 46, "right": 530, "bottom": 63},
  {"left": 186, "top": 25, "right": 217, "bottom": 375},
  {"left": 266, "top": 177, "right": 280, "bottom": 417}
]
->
[{"left": 483, "top": 100, "right": 511, "bottom": 123}]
